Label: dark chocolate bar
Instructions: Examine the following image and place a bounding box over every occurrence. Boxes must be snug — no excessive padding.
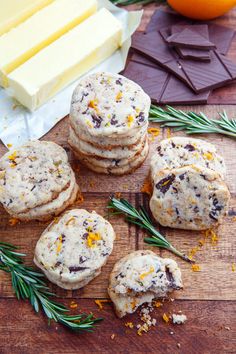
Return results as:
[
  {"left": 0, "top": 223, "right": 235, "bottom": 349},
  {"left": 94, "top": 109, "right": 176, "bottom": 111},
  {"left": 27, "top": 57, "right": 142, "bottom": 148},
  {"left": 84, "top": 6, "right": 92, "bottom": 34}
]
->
[
  {"left": 166, "top": 28, "right": 216, "bottom": 49},
  {"left": 171, "top": 24, "right": 209, "bottom": 38},
  {"left": 146, "top": 9, "right": 235, "bottom": 55},
  {"left": 131, "top": 31, "right": 236, "bottom": 93},
  {"left": 160, "top": 25, "right": 211, "bottom": 62},
  {"left": 123, "top": 54, "right": 210, "bottom": 105},
  {"left": 171, "top": 24, "right": 211, "bottom": 61}
]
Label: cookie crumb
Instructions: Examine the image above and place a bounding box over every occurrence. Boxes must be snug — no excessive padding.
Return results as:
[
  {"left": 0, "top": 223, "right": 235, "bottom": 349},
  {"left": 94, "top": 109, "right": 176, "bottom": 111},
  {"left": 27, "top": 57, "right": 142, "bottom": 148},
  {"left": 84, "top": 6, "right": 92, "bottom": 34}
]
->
[{"left": 172, "top": 314, "right": 187, "bottom": 324}]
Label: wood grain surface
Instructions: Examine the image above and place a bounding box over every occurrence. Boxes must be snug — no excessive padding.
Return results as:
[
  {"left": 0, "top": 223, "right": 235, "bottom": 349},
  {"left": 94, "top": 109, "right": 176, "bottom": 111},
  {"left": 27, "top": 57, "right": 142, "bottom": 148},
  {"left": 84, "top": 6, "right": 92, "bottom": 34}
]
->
[{"left": 0, "top": 4, "right": 236, "bottom": 354}]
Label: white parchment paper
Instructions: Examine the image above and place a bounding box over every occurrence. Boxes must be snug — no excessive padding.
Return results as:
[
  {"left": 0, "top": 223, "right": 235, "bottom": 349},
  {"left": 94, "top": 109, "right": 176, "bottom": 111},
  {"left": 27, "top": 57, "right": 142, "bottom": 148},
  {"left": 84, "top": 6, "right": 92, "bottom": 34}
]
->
[{"left": 0, "top": 0, "right": 142, "bottom": 148}]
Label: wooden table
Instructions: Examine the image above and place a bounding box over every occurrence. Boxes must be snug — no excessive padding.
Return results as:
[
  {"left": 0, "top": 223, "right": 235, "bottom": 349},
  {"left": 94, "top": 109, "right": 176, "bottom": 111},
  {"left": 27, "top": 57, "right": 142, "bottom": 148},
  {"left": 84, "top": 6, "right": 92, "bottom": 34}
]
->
[{"left": 0, "top": 4, "right": 236, "bottom": 354}]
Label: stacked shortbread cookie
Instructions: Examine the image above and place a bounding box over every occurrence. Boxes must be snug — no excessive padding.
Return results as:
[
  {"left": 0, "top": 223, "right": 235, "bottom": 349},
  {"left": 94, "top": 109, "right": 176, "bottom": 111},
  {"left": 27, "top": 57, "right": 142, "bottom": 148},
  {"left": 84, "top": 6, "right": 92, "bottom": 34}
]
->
[
  {"left": 150, "top": 137, "right": 230, "bottom": 230},
  {"left": 0, "top": 140, "right": 78, "bottom": 221},
  {"left": 69, "top": 72, "right": 151, "bottom": 175},
  {"left": 34, "top": 209, "right": 115, "bottom": 289}
]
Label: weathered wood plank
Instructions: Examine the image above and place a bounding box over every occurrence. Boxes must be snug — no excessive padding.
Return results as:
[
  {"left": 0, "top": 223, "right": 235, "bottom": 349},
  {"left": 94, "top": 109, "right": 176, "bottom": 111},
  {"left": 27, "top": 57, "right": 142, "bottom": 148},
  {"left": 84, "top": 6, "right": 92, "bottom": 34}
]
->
[
  {"left": 0, "top": 299, "right": 235, "bottom": 354},
  {"left": 0, "top": 105, "right": 236, "bottom": 300}
]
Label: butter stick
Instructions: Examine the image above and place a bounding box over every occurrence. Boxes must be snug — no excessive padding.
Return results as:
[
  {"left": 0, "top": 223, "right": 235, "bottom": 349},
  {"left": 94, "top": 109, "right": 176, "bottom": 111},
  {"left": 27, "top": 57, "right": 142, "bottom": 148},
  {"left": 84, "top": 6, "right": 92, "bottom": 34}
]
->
[
  {"left": 8, "top": 8, "right": 123, "bottom": 111},
  {"left": 0, "top": 0, "right": 97, "bottom": 87},
  {"left": 0, "top": 0, "right": 54, "bottom": 36}
]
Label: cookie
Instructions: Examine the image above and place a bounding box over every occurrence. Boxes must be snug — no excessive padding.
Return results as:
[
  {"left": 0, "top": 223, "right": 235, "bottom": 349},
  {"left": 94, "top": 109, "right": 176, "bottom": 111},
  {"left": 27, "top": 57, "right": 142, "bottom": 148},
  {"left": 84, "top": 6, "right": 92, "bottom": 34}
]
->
[
  {"left": 150, "top": 165, "right": 230, "bottom": 230},
  {"left": 108, "top": 250, "right": 182, "bottom": 318},
  {"left": 73, "top": 138, "right": 149, "bottom": 175},
  {"left": 151, "top": 137, "right": 226, "bottom": 179},
  {"left": 70, "top": 119, "right": 148, "bottom": 149},
  {"left": 0, "top": 140, "right": 73, "bottom": 215},
  {"left": 70, "top": 72, "right": 150, "bottom": 138},
  {"left": 34, "top": 209, "right": 115, "bottom": 290},
  {"left": 16, "top": 172, "right": 79, "bottom": 221},
  {"left": 69, "top": 125, "right": 146, "bottom": 159}
]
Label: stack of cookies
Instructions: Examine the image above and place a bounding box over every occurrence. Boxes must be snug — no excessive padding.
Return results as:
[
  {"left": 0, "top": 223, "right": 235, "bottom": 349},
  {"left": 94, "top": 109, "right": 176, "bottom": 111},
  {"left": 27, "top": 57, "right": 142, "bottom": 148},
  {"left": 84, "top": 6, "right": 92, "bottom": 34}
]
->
[
  {"left": 34, "top": 209, "right": 115, "bottom": 290},
  {"left": 0, "top": 140, "right": 79, "bottom": 221},
  {"left": 150, "top": 137, "right": 230, "bottom": 230},
  {"left": 68, "top": 72, "right": 151, "bottom": 175}
]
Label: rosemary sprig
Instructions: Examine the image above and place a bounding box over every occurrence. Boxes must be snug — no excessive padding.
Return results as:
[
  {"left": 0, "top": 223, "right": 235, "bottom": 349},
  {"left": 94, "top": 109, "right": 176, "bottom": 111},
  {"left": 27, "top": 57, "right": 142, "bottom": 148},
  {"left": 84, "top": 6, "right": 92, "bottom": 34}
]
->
[
  {"left": 108, "top": 197, "right": 193, "bottom": 263},
  {"left": 110, "top": 0, "right": 166, "bottom": 6},
  {"left": 0, "top": 241, "right": 102, "bottom": 332},
  {"left": 149, "top": 105, "right": 236, "bottom": 139}
]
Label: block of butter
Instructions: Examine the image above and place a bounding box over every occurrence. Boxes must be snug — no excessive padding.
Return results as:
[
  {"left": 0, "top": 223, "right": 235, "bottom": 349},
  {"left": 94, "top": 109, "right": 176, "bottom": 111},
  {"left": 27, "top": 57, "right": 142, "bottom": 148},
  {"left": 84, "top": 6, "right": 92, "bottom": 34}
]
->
[
  {"left": 8, "top": 8, "right": 123, "bottom": 111},
  {"left": 0, "top": 0, "right": 97, "bottom": 87},
  {"left": 0, "top": 0, "right": 54, "bottom": 36}
]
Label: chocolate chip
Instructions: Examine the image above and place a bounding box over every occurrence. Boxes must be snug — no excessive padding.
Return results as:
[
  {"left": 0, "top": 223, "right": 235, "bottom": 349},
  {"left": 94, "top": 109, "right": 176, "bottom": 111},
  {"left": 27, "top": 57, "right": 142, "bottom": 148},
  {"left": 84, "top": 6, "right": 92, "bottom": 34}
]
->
[
  {"left": 92, "top": 114, "right": 102, "bottom": 128},
  {"left": 101, "top": 252, "right": 109, "bottom": 257},
  {"left": 209, "top": 212, "right": 218, "bottom": 221},
  {"left": 82, "top": 108, "right": 89, "bottom": 115},
  {"left": 111, "top": 114, "right": 118, "bottom": 126},
  {"left": 55, "top": 261, "right": 62, "bottom": 267},
  {"left": 184, "top": 144, "right": 195, "bottom": 151},
  {"left": 137, "top": 111, "right": 145, "bottom": 123},
  {"left": 79, "top": 92, "right": 89, "bottom": 102},
  {"left": 157, "top": 146, "right": 163, "bottom": 157},
  {"left": 193, "top": 206, "right": 199, "bottom": 213},
  {"left": 179, "top": 173, "right": 186, "bottom": 180},
  {"left": 79, "top": 256, "right": 87, "bottom": 264},
  {"left": 116, "top": 78, "right": 123, "bottom": 86},
  {"left": 156, "top": 174, "right": 176, "bottom": 194},
  {"left": 171, "top": 142, "right": 176, "bottom": 148},
  {"left": 69, "top": 266, "right": 89, "bottom": 272},
  {"left": 196, "top": 194, "right": 201, "bottom": 198},
  {"left": 82, "top": 232, "right": 89, "bottom": 240},
  {"left": 112, "top": 159, "right": 121, "bottom": 167},
  {"left": 175, "top": 207, "right": 179, "bottom": 215}
]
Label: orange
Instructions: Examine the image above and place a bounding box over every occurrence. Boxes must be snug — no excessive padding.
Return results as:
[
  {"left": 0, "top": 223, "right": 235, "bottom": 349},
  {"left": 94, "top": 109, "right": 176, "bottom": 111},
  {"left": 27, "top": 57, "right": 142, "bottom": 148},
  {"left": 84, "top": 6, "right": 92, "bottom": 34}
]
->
[{"left": 167, "top": 0, "right": 236, "bottom": 20}]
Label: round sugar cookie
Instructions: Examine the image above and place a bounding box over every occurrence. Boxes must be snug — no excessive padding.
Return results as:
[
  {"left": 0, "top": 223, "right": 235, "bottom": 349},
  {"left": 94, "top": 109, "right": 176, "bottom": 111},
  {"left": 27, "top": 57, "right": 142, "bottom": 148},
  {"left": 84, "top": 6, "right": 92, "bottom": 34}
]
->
[
  {"left": 0, "top": 140, "right": 72, "bottom": 215},
  {"left": 150, "top": 165, "right": 230, "bottom": 230},
  {"left": 73, "top": 138, "right": 149, "bottom": 175},
  {"left": 34, "top": 209, "right": 115, "bottom": 290},
  {"left": 70, "top": 119, "right": 148, "bottom": 149},
  {"left": 17, "top": 172, "right": 79, "bottom": 221},
  {"left": 151, "top": 137, "right": 226, "bottom": 180},
  {"left": 70, "top": 72, "right": 150, "bottom": 137},
  {"left": 69, "top": 125, "right": 146, "bottom": 160}
]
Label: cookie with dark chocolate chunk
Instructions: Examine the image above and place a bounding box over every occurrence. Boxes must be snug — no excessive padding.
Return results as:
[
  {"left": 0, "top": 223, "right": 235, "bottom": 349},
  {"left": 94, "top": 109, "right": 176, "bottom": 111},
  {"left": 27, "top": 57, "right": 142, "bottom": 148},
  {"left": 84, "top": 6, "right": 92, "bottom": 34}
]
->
[
  {"left": 150, "top": 165, "right": 230, "bottom": 230},
  {"left": 151, "top": 137, "right": 226, "bottom": 180}
]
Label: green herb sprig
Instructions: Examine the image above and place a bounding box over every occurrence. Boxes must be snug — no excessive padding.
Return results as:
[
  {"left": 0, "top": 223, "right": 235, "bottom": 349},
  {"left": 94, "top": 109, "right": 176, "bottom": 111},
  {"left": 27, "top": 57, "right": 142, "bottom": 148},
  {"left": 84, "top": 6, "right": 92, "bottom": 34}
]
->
[
  {"left": 108, "top": 197, "right": 193, "bottom": 263},
  {"left": 149, "top": 105, "right": 236, "bottom": 138},
  {"left": 0, "top": 242, "right": 102, "bottom": 332},
  {"left": 110, "top": 0, "right": 166, "bottom": 6}
]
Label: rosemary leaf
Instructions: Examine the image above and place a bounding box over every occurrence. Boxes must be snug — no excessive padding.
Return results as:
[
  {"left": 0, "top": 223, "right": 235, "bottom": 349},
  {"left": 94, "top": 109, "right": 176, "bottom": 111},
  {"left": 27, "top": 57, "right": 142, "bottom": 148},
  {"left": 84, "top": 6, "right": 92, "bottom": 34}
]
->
[
  {"left": 0, "top": 242, "right": 102, "bottom": 332},
  {"left": 149, "top": 105, "right": 236, "bottom": 138},
  {"left": 108, "top": 197, "right": 193, "bottom": 263}
]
